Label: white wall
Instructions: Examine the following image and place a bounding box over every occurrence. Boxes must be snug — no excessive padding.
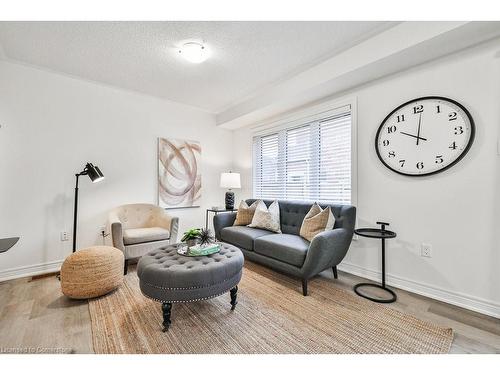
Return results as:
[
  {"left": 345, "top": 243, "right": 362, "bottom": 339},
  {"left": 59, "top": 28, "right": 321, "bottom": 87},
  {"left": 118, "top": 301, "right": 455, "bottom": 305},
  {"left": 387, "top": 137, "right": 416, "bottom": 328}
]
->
[
  {"left": 0, "top": 61, "right": 233, "bottom": 279},
  {"left": 233, "top": 40, "right": 500, "bottom": 317}
]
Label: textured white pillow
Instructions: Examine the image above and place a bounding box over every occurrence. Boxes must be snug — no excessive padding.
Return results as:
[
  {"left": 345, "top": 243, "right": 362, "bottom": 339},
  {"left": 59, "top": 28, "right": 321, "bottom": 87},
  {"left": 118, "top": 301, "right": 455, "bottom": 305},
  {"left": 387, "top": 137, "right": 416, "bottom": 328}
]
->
[{"left": 248, "top": 200, "right": 281, "bottom": 233}]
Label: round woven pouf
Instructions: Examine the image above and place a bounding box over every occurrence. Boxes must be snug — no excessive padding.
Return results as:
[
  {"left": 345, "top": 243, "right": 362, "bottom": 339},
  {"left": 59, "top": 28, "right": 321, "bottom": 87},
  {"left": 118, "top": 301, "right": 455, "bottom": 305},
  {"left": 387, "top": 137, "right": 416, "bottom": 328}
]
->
[{"left": 61, "top": 246, "right": 124, "bottom": 299}]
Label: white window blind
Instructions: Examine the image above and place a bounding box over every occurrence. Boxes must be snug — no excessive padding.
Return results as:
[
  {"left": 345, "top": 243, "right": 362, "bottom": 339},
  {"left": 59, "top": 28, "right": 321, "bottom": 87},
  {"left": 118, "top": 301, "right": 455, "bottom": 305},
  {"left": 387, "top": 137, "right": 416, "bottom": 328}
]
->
[{"left": 253, "top": 110, "right": 352, "bottom": 204}]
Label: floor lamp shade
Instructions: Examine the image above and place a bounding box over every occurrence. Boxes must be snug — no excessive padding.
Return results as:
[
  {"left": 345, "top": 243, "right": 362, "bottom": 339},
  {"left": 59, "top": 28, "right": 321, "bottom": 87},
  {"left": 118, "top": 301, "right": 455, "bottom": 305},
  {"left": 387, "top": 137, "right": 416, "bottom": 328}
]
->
[
  {"left": 86, "top": 163, "right": 104, "bottom": 182},
  {"left": 220, "top": 172, "right": 240, "bottom": 210},
  {"left": 73, "top": 162, "right": 105, "bottom": 252}
]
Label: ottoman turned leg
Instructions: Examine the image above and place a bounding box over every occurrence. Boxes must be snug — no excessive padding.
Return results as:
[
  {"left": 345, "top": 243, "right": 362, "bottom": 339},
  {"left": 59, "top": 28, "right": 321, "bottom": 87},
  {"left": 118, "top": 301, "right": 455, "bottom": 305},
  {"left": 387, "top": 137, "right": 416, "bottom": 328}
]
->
[
  {"left": 230, "top": 286, "right": 238, "bottom": 310},
  {"left": 162, "top": 302, "right": 172, "bottom": 332}
]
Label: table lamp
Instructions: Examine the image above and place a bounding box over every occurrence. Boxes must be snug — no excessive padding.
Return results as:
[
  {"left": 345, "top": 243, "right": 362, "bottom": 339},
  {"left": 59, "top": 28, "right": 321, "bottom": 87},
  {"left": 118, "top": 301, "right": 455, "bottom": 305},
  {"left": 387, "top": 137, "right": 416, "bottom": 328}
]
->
[{"left": 220, "top": 172, "right": 241, "bottom": 210}]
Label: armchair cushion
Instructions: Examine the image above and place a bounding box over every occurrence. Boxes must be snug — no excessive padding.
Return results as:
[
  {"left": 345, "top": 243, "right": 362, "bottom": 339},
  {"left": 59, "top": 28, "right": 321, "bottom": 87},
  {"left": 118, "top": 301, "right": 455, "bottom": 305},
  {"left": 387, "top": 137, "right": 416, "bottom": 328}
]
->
[
  {"left": 254, "top": 234, "right": 309, "bottom": 267},
  {"left": 123, "top": 227, "right": 170, "bottom": 246},
  {"left": 220, "top": 226, "right": 272, "bottom": 250}
]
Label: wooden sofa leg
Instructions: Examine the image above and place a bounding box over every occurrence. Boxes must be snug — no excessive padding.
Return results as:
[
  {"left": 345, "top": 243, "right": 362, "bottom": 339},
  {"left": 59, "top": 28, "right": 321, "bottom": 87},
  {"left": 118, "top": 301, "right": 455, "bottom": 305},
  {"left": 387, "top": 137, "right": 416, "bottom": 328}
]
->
[
  {"left": 302, "top": 279, "right": 308, "bottom": 296},
  {"left": 124, "top": 259, "right": 129, "bottom": 275},
  {"left": 332, "top": 266, "right": 338, "bottom": 279}
]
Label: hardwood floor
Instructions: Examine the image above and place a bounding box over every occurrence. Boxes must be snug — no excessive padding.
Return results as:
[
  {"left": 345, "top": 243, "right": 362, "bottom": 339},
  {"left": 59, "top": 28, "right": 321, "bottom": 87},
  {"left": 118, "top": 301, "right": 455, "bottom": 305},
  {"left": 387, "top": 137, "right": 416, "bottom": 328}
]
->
[
  {"left": 0, "top": 275, "right": 93, "bottom": 353},
  {"left": 0, "top": 264, "right": 499, "bottom": 354}
]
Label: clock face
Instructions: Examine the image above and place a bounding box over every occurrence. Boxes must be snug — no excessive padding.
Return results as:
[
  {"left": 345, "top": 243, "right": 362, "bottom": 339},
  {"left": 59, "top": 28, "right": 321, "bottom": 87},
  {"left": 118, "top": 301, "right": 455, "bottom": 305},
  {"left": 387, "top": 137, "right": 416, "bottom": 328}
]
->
[{"left": 375, "top": 96, "right": 475, "bottom": 177}]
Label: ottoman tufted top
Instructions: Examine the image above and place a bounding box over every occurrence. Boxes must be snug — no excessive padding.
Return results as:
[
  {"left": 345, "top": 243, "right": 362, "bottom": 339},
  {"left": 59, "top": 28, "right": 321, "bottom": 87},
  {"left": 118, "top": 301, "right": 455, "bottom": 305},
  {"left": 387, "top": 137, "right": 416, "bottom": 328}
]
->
[{"left": 137, "top": 242, "right": 244, "bottom": 291}]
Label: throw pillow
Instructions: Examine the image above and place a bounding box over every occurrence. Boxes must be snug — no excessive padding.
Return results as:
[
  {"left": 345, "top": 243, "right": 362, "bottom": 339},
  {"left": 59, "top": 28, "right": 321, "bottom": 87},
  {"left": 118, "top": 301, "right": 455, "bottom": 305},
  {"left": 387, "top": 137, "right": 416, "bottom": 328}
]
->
[
  {"left": 299, "top": 203, "right": 335, "bottom": 242},
  {"left": 233, "top": 200, "right": 259, "bottom": 226},
  {"left": 248, "top": 200, "right": 281, "bottom": 233}
]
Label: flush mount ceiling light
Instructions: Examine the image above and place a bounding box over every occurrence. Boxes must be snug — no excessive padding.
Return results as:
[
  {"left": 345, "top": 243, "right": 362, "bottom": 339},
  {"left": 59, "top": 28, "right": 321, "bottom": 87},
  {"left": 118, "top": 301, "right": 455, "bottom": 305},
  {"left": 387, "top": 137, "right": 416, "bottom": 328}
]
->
[{"left": 178, "top": 42, "right": 208, "bottom": 64}]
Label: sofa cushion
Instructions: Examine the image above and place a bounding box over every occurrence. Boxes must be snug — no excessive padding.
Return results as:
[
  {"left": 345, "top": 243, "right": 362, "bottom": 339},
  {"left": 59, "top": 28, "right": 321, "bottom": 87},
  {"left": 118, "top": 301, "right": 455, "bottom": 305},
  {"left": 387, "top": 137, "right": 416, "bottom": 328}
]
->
[
  {"left": 299, "top": 203, "right": 335, "bottom": 241},
  {"left": 248, "top": 200, "right": 281, "bottom": 233},
  {"left": 123, "top": 227, "right": 170, "bottom": 245},
  {"left": 254, "top": 234, "right": 309, "bottom": 267},
  {"left": 233, "top": 200, "right": 259, "bottom": 226},
  {"left": 220, "top": 226, "right": 273, "bottom": 250}
]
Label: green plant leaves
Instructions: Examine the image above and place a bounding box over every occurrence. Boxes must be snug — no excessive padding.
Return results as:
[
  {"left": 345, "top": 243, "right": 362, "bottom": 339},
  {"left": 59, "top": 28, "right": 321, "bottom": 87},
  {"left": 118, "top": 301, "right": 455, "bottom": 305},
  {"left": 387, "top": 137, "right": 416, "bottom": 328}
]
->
[{"left": 181, "top": 228, "right": 202, "bottom": 242}]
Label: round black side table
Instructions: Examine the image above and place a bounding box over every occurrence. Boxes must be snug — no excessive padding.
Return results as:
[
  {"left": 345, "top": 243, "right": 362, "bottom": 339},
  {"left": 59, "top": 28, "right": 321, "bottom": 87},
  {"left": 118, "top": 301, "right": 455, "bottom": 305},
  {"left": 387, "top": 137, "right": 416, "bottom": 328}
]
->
[{"left": 354, "top": 222, "right": 397, "bottom": 303}]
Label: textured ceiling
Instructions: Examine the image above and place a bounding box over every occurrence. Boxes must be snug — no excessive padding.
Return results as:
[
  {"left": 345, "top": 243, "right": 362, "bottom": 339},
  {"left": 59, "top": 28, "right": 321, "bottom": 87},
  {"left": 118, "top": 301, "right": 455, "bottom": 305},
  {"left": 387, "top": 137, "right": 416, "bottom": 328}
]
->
[{"left": 0, "top": 21, "right": 393, "bottom": 112}]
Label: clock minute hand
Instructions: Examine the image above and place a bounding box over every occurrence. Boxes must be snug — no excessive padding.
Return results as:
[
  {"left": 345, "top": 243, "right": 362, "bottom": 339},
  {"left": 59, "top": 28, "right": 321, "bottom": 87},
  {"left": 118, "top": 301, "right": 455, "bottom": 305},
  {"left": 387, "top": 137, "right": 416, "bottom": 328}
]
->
[
  {"left": 400, "top": 131, "right": 428, "bottom": 141},
  {"left": 416, "top": 112, "right": 422, "bottom": 146}
]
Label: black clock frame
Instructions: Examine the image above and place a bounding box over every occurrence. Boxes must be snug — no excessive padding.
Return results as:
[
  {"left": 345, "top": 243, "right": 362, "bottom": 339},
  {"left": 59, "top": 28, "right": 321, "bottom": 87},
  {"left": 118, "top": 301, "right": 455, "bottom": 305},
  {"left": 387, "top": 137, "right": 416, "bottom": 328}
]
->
[{"left": 375, "top": 96, "right": 475, "bottom": 177}]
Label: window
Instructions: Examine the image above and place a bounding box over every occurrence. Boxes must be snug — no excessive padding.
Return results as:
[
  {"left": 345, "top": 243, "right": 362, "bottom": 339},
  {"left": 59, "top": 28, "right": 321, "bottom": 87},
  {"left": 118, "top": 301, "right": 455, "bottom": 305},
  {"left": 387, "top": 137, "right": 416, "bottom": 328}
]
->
[{"left": 253, "top": 105, "right": 353, "bottom": 204}]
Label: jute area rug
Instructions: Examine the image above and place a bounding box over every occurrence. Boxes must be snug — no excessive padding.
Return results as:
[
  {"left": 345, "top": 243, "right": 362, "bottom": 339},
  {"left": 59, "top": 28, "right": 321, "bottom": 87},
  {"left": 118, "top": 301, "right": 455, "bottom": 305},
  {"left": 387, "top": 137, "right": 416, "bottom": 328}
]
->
[{"left": 89, "top": 262, "right": 453, "bottom": 354}]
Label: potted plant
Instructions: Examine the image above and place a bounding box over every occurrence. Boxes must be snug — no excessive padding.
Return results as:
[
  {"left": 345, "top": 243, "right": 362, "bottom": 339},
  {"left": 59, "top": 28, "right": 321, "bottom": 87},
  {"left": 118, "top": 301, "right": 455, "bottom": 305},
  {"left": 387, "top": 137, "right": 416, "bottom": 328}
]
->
[
  {"left": 198, "top": 228, "right": 214, "bottom": 246},
  {"left": 181, "top": 228, "right": 201, "bottom": 248}
]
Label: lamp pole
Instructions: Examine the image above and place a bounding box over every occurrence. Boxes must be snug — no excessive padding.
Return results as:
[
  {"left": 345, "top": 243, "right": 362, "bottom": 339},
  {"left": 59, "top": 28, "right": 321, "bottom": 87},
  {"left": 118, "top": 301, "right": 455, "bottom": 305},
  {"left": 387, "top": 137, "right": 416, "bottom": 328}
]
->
[
  {"left": 71, "top": 162, "right": 104, "bottom": 252},
  {"left": 72, "top": 173, "right": 81, "bottom": 252}
]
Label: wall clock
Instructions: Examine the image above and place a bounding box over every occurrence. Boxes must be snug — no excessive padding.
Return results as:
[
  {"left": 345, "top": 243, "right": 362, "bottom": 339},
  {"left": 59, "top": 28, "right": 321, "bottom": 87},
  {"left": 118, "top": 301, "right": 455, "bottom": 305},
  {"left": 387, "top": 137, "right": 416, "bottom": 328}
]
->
[{"left": 375, "top": 96, "right": 475, "bottom": 177}]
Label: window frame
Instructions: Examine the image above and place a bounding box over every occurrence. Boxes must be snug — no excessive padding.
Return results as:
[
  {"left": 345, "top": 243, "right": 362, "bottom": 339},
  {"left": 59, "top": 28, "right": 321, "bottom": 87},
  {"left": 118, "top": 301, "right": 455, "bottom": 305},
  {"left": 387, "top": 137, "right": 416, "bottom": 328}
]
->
[{"left": 251, "top": 96, "right": 358, "bottom": 206}]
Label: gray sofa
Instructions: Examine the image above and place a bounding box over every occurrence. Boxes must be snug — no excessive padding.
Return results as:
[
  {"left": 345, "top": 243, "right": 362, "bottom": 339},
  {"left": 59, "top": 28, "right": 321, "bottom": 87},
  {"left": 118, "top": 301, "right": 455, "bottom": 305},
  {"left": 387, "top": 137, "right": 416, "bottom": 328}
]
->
[{"left": 214, "top": 199, "right": 356, "bottom": 296}]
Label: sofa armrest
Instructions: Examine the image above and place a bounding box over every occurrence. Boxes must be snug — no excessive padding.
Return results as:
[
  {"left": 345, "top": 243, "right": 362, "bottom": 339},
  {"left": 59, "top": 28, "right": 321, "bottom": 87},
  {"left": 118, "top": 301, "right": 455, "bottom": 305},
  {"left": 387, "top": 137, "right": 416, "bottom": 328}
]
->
[
  {"left": 213, "top": 212, "right": 236, "bottom": 240},
  {"left": 154, "top": 210, "right": 179, "bottom": 244},
  {"left": 301, "top": 228, "right": 353, "bottom": 279},
  {"left": 108, "top": 212, "right": 125, "bottom": 252}
]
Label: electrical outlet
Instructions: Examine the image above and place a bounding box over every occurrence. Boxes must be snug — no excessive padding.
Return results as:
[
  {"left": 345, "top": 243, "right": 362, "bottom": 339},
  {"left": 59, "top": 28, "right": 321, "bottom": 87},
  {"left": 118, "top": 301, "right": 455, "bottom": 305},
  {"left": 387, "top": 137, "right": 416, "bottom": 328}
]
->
[
  {"left": 421, "top": 243, "right": 432, "bottom": 258},
  {"left": 60, "top": 231, "right": 69, "bottom": 242}
]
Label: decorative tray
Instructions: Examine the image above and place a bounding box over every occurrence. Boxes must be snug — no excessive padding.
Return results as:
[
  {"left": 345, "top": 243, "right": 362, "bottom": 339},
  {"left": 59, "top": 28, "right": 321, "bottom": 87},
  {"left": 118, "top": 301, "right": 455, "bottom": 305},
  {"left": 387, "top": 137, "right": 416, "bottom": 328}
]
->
[{"left": 177, "top": 243, "right": 221, "bottom": 257}]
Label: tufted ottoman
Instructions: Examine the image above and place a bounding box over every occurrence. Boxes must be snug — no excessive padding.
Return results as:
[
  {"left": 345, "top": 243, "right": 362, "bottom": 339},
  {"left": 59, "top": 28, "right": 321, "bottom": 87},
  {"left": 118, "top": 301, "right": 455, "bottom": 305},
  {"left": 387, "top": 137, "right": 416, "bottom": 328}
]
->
[{"left": 137, "top": 242, "right": 244, "bottom": 331}]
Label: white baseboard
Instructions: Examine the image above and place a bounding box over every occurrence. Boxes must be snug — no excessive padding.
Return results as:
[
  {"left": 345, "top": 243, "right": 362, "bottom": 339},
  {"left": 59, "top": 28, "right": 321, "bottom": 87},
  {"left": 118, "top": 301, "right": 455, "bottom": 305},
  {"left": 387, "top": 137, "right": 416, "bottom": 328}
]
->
[
  {"left": 0, "top": 259, "right": 63, "bottom": 282},
  {"left": 2, "top": 258, "right": 499, "bottom": 319},
  {"left": 338, "top": 261, "right": 500, "bottom": 319}
]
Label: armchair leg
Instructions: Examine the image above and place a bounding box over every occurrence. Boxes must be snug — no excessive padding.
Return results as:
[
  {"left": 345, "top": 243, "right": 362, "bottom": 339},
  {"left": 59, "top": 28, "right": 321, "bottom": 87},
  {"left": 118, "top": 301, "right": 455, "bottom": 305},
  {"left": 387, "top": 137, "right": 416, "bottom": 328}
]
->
[
  {"left": 124, "top": 259, "right": 129, "bottom": 275},
  {"left": 302, "top": 279, "right": 308, "bottom": 296},
  {"left": 332, "top": 266, "right": 338, "bottom": 279}
]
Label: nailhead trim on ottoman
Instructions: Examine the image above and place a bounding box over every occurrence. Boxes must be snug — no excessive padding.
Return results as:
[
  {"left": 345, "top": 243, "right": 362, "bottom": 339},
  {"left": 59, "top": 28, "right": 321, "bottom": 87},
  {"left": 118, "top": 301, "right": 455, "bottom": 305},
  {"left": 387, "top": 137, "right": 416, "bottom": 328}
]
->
[{"left": 61, "top": 246, "right": 124, "bottom": 299}]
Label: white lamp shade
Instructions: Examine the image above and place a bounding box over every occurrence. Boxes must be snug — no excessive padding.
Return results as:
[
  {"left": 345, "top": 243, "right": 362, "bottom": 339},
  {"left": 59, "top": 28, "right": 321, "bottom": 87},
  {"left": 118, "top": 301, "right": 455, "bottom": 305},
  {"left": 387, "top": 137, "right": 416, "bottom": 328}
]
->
[{"left": 220, "top": 172, "right": 241, "bottom": 189}]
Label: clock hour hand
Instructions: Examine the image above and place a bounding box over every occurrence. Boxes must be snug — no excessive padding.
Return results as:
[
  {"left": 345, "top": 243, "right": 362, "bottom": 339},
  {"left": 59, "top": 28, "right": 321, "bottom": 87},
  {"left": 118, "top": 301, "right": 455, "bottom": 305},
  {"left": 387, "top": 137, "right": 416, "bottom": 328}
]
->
[{"left": 400, "top": 131, "right": 428, "bottom": 142}]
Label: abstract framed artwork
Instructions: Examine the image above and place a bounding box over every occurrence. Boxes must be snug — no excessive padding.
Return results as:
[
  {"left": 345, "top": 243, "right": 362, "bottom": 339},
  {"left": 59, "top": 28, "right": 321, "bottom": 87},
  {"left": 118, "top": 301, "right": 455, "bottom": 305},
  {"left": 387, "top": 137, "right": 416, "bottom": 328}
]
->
[{"left": 158, "top": 137, "right": 201, "bottom": 208}]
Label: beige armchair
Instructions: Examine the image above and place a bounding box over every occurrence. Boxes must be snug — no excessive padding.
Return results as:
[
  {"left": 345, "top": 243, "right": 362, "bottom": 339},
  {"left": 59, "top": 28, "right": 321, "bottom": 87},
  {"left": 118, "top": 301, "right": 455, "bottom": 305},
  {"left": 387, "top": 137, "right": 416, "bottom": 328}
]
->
[{"left": 108, "top": 203, "right": 179, "bottom": 274}]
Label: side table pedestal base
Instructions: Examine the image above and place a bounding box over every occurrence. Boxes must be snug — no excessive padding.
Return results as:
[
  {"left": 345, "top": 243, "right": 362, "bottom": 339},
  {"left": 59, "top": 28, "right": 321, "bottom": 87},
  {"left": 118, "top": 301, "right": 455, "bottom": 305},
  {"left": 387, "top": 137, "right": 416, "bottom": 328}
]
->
[{"left": 354, "top": 282, "right": 397, "bottom": 304}]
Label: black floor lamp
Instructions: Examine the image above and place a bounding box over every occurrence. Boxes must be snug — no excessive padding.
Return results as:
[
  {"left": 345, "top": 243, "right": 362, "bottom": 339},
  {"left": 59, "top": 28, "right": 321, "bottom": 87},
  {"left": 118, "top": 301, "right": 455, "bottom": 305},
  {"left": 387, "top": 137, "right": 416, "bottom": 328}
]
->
[{"left": 73, "top": 162, "right": 104, "bottom": 252}]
